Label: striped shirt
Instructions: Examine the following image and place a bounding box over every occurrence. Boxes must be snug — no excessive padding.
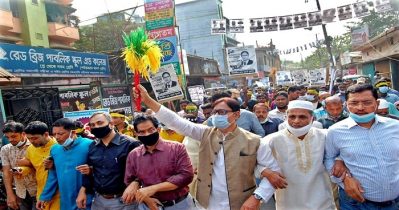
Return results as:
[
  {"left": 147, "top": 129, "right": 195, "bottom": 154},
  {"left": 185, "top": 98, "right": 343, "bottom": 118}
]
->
[{"left": 324, "top": 115, "right": 399, "bottom": 202}]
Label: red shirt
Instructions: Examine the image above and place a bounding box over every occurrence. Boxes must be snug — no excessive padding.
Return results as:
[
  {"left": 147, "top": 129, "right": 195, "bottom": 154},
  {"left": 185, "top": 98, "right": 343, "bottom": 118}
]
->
[{"left": 125, "top": 139, "right": 194, "bottom": 201}]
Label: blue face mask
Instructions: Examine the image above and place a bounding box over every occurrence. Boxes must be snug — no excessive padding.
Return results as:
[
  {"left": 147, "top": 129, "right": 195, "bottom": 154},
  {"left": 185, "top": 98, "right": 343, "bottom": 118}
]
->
[
  {"left": 379, "top": 86, "right": 389, "bottom": 93},
  {"left": 349, "top": 111, "right": 376, "bottom": 123},
  {"left": 14, "top": 138, "right": 26, "bottom": 147},
  {"left": 321, "top": 100, "right": 326, "bottom": 106},
  {"left": 211, "top": 114, "right": 233, "bottom": 130},
  {"left": 62, "top": 132, "right": 73, "bottom": 148},
  {"left": 260, "top": 117, "right": 269, "bottom": 124}
]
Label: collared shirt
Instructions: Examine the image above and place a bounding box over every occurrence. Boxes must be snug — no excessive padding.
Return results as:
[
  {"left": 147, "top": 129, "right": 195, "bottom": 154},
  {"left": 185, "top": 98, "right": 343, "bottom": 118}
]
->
[
  {"left": 314, "top": 107, "right": 328, "bottom": 120},
  {"left": 317, "top": 112, "right": 349, "bottom": 129},
  {"left": 159, "top": 129, "right": 185, "bottom": 143},
  {"left": 125, "top": 139, "right": 193, "bottom": 202},
  {"left": 387, "top": 88, "right": 399, "bottom": 97},
  {"left": 261, "top": 117, "right": 283, "bottom": 136},
  {"left": 207, "top": 109, "right": 265, "bottom": 137},
  {"left": 82, "top": 133, "right": 140, "bottom": 194},
  {"left": 335, "top": 93, "right": 346, "bottom": 103},
  {"left": 25, "top": 137, "right": 60, "bottom": 200},
  {"left": 1, "top": 141, "right": 37, "bottom": 198},
  {"left": 268, "top": 108, "right": 287, "bottom": 121},
  {"left": 324, "top": 116, "right": 399, "bottom": 202},
  {"left": 40, "top": 137, "right": 94, "bottom": 209},
  {"left": 380, "top": 94, "right": 399, "bottom": 104},
  {"left": 155, "top": 106, "right": 280, "bottom": 207}
]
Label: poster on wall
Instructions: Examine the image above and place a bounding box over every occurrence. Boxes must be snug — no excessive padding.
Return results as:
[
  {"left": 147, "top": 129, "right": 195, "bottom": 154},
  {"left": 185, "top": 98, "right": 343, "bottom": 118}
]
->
[
  {"left": 309, "top": 68, "right": 327, "bottom": 85},
  {"left": 149, "top": 64, "right": 184, "bottom": 103},
  {"left": 187, "top": 85, "right": 205, "bottom": 105},
  {"left": 276, "top": 71, "right": 292, "bottom": 86},
  {"left": 291, "top": 70, "right": 309, "bottom": 86},
  {"left": 59, "top": 86, "right": 102, "bottom": 112},
  {"left": 226, "top": 45, "right": 258, "bottom": 78},
  {"left": 100, "top": 86, "right": 132, "bottom": 119},
  {"left": 64, "top": 108, "right": 109, "bottom": 125}
]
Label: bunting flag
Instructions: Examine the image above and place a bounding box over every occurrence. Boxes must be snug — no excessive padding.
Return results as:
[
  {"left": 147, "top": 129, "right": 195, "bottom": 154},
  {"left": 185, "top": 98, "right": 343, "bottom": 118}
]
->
[
  {"left": 338, "top": 4, "right": 353, "bottom": 20},
  {"left": 211, "top": 19, "right": 227, "bottom": 34},
  {"left": 374, "top": 0, "right": 392, "bottom": 12},
  {"left": 322, "top": 8, "right": 337, "bottom": 23},
  {"left": 353, "top": 1, "right": 371, "bottom": 18},
  {"left": 293, "top": 13, "right": 308, "bottom": 29},
  {"left": 229, "top": 18, "right": 244, "bottom": 33}
]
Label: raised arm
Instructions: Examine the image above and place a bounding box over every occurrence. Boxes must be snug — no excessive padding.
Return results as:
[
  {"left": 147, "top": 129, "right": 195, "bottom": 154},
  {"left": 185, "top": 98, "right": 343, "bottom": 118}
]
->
[{"left": 132, "top": 84, "right": 207, "bottom": 141}]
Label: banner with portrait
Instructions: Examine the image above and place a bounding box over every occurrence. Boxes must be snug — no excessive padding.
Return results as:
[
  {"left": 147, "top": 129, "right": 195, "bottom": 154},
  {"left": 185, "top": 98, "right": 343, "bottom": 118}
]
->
[
  {"left": 276, "top": 71, "right": 293, "bottom": 86},
  {"left": 187, "top": 85, "right": 205, "bottom": 105},
  {"left": 309, "top": 68, "right": 327, "bottom": 86},
  {"left": 259, "top": 77, "right": 270, "bottom": 88},
  {"left": 291, "top": 70, "right": 309, "bottom": 86},
  {"left": 229, "top": 18, "right": 244, "bottom": 33},
  {"left": 211, "top": 19, "right": 226, "bottom": 34},
  {"left": 226, "top": 45, "right": 258, "bottom": 78},
  {"left": 149, "top": 64, "right": 184, "bottom": 103}
]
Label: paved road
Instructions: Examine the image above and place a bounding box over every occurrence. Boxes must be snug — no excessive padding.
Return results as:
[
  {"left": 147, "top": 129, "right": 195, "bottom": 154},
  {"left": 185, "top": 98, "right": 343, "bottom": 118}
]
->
[{"left": 260, "top": 197, "right": 276, "bottom": 210}]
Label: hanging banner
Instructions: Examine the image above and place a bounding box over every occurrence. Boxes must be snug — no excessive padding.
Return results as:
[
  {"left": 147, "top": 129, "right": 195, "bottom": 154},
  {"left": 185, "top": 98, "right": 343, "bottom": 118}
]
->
[
  {"left": 309, "top": 68, "right": 327, "bottom": 86},
  {"left": 249, "top": 18, "right": 264, "bottom": 32},
  {"left": 276, "top": 71, "right": 292, "bottom": 86},
  {"left": 278, "top": 15, "right": 293, "bottom": 30},
  {"left": 374, "top": 0, "right": 392, "bottom": 13},
  {"left": 264, "top": 17, "right": 278, "bottom": 32},
  {"left": 338, "top": 5, "right": 353, "bottom": 20},
  {"left": 260, "top": 77, "right": 270, "bottom": 88},
  {"left": 64, "top": 108, "right": 109, "bottom": 125},
  {"left": 229, "top": 18, "right": 244, "bottom": 33},
  {"left": 59, "top": 86, "right": 102, "bottom": 112},
  {"left": 291, "top": 70, "right": 309, "bottom": 86},
  {"left": 353, "top": 1, "right": 371, "bottom": 18},
  {"left": 149, "top": 64, "right": 184, "bottom": 103},
  {"left": 308, "top": 11, "right": 322, "bottom": 27},
  {"left": 351, "top": 25, "right": 369, "bottom": 48},
  {"left": 293, "top": 13, "right": 307, "bottom": 29},
  {"left": 211, "top": 19, "right": 226, "bottom": 34},
  {"left": 157, "top": 36, "right": 179, "bottom": 64},
  {"left": 187, "top": 85, "right": 205, "bottom": 105},
  {"left": 226, "top": 45, "right": 258, "bottom": 78},
  {"left": 100, "top": 86, "right": 133, "bottom": 119},
  {"left": 144, "top": 0, "right": 175, "bottom": 30},
  {"left": 322, "top": 8, "right": 337, "bottom": 23}
]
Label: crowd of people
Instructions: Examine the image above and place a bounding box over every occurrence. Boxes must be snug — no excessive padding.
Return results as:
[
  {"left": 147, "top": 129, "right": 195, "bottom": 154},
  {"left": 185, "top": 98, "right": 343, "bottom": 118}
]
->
[{"left": 0, "top": 76, "right": 398, "bottom": 210}]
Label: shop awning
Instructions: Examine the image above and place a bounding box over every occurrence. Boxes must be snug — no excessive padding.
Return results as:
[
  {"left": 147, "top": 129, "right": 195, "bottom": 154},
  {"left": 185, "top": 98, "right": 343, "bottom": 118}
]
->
[{"left": 0, "top": 66, "right": 15, "bottom": 80}]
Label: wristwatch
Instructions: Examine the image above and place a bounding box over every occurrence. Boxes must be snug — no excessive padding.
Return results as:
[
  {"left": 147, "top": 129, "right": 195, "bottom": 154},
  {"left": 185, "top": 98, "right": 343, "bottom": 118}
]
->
[{"left": 253, "top": 193, "right": 263, "bottom": 200}]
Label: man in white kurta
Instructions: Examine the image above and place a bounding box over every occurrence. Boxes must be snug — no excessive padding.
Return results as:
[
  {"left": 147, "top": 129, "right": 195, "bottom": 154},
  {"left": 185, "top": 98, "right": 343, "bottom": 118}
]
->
[{"left": 258, "top": 100, "right": 335, "bottom": 210}]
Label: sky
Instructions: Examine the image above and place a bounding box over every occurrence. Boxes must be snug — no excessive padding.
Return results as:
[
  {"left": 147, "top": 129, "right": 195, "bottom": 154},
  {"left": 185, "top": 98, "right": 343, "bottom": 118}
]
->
[{"left": 72, "top": 0, "right": 364, "bottom": 62}]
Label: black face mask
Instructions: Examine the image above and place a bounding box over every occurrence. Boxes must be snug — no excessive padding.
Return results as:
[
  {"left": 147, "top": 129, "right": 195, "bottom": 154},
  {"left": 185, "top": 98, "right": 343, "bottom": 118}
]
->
[
  {"left": 138, "top": 132, "right": 159, "bottom": 146},
  {"left": 91, "top": 124, "right": 112, "bottom": 139}
]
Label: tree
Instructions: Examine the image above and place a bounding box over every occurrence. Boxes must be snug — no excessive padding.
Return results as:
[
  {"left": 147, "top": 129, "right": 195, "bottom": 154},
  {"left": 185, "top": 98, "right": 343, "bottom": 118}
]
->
[{"left": 73, "top": 18, "right": 126, "bottom": 52}]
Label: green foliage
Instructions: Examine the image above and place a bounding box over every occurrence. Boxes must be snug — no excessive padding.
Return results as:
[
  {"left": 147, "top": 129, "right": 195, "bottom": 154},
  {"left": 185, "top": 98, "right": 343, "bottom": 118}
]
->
[{"left": 73, "top": 19, "right": 126, "bottom": 52}]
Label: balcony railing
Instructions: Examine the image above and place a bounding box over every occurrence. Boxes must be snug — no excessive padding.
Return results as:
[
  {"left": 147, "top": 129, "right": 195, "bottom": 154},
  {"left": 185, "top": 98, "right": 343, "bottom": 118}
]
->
[{"left": 48, "top": 22, "right": 79, "bottom": 43}]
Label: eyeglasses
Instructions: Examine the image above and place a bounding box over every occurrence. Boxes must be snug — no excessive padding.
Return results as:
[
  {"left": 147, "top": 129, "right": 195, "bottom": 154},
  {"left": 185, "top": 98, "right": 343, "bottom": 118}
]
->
[
  {"left": 187, "top": 109, "right": 198, "bottom": 113},
  {"left": 347, "top": 101, "right": 375, "bottom": 108},
  {"left": 211, "top": 109, "right": 233, "bottom": 115}
]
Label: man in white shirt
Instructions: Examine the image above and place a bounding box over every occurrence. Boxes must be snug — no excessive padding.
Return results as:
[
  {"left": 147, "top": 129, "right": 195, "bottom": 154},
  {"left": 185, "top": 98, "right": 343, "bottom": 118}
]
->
[
  {"left": 133, "top": 84, "right": 280, "bottom": 210},
  {"left": 259, "top": 100, "right": 336, "bottom": 210}
]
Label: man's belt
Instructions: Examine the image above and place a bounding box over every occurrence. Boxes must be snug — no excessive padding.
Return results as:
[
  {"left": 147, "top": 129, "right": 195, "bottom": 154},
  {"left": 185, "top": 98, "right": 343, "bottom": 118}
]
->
[
  {"left": 365, "top": 198, "right": 397, "bottom": 207},
  {"left": 160, "top": 193, "right": 188, "bottom": 207},
  {"left": 99, "top": 193, "right": 123, "bottom": 199}
]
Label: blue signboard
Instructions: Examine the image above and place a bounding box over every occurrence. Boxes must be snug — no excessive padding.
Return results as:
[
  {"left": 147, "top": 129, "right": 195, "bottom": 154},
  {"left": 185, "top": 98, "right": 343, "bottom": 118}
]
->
[
  {"left": 157, "top": 36, "right": 178, "bottom": 64},
  {"left": 0, "top": 43, "right": 110, "bottom": 77}
]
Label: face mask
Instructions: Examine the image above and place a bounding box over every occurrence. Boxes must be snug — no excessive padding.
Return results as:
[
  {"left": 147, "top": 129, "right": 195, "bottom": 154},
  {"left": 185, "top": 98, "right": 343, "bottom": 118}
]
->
[
  {"left": 349, "top": 111, "right": 376, "bottom": 123},
  {"left": 91, "top": 124, "right": 112, "bottom": 139},
  {"left": 15, "top": 138, "right": 26, "bottom": 147},
  {"left": 62, "top": 131, "right": 74, "bottom": 147},
  {"left": 260, "top": 117, "right": 269, "bottom": 124},
  {"left": 378, "top": 86, "right": 389, "bottom": 94},
  {"left": 161, "top": 125, "right": 169, "bottom": 130},
  {"left": 306, "top": 94, "right": 315, "bottom": 101},
  {"left": 287, "top": 121, "right": 313, "bottom": 137},
  {"left": 138, "top": 131, "right": 159, "bottom": 146},
  {"left": 211, "top": 114, "right": 233, "bottom": 130},
  {"left": 321, "top": 100, "right": 326, "bottom": 106}
]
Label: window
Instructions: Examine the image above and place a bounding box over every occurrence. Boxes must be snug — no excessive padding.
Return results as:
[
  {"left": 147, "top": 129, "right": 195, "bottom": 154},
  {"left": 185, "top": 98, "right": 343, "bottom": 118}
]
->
[{"left": 32, "top": 0, "right": 38, "bottom": 4}]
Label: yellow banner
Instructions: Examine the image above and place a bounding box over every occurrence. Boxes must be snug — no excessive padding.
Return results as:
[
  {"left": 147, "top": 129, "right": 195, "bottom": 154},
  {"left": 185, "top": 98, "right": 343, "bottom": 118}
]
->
[{"left": 145, "top": 8, "right": 174, "bottom": 21}]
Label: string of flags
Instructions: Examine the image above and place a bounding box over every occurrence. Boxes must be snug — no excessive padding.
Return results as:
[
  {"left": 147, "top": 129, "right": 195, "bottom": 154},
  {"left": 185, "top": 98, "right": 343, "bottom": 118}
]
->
[
  {"left": 211, "top": 0, "right": 392, "bottom": 35},
  {"left": 261, "top": 39, "right": 325, "bottom": 56}
]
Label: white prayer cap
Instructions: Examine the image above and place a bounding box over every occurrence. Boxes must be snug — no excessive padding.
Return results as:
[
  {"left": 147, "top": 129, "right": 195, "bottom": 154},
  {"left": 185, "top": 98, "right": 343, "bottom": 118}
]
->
[
  {"left": 319, "top": 91, "right": 330, "bottom": 96},
  {"left": 287, "top": 100, "right": 313, "bottom": 111},
  {"left": 377, "top": 99, "right": 389, "bottom": 109}
]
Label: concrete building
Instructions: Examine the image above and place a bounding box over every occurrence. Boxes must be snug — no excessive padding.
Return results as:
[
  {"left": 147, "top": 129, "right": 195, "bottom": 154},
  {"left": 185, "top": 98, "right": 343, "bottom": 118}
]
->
[
  {"left": 0, "top": 0, "right": 79, "bottom": 48},
  {"left": 354, "top": 26, "right": 399, "bottom": 89},
  {"left": 255, "top": 40, "right": 281, "bottom": 79},
  {"left": 175, "top": 0, "right": 240, "bottom": 73}
]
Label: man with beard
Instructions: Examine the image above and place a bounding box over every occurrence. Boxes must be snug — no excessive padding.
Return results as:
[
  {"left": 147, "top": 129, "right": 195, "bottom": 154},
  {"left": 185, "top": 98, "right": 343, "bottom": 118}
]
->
[
  {"left": 1, "top": 122, "right": 37, "bottom": 210},
  {"left": 335, "top": 83, "right": 347, "bottom": 103},
  {"left": 258, "top": 101, "right": 336, "bottom": 210},
  {"left": 17, "top": 121, "right": 61, "bottom": 210},
  {"left": 37, "top": 118, "right": 94, "bottom": 210},
  {"left": 253, "top": 103, "right": 283, "bottom": 136},
  {"left": 124, "top": 115, "right": 195, "bottom": 210},
  {"left": 76, "top": 111, "right": 140, "bottom": 210},
  {"left": 317, "top": 96, "right": 349, "bottom": 129},
  {"left": 268, "top": 91, "right": 289, "bottom": 121}
]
